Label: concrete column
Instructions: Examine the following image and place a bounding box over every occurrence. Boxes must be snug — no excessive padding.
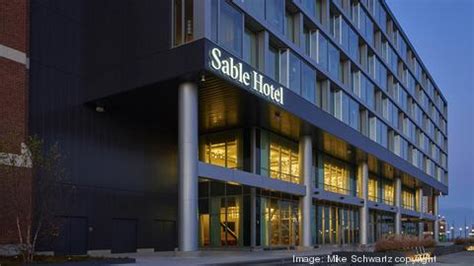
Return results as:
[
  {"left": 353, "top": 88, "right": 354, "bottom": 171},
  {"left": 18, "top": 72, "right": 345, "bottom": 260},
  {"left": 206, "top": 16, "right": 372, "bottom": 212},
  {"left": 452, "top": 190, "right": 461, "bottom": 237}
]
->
[
  {"left": 418, "top": 187, "right": 424, "bottom": 240},
  {"left": 359, "top": 162, "right": 368, "bottom": 245},
  {"left": 250, "top": 128, "right": 257, "bottom": 248},
  {"left": 300, "top": 135, "right": 313, "bottom": 248},
  {"left": 395, "top": 177, "right": 402, "bottom": 235},
  {"left": 178, "top": 82, "right": 199, "bottom": 252},
  {"left": 433, "top": 195, "right": 439, "bottom": 242}
]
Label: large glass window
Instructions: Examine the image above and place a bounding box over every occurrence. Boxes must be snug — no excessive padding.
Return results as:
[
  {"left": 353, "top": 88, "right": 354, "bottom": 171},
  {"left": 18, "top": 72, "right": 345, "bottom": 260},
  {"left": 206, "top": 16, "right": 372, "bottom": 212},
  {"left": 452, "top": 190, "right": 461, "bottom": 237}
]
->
[
  {"left": 219, "top": 1, "right": 243, "bottom": 56},
  {"left": 268, "top": 45, "right": 280, "bottom": 81},
  {"left": 260, "top": 194, "right": 299, "bottom": 247},
  {"left": 328, "top": 42, "right": 340, "bottom": 78},
  {"left": 285, "top": 11, "right": 297, "bottom": 43},
  {"left": 368, "top": 177, "right": 378, "bottom": 202},
  {"left": 383, "top": 182, "right": 394, "bottom": 205},
  {"left": 301, "top": 62, "right": 316, "bottom": 104},
  {"left": 316, "top": 204, "right": 359, "bottom": 245},
  {"left": 199, "top": 181, "right": 244, "bottom": 247},
  {"left": 289, "top": 52, "right": 301, "bottom": 94},
  {"left": 369, "top": 117, "right": 388, "bottom": 148},
  {"left": 317, "top": 31, "right": 328, "bottom": 70},
  {"left": 200, "top": 131, "right": 242, "bottom": 169},
  {"left": 402, "top": 189, "right": 415, "bottom": 210},
  {"left": 321, "top": 156, "right": 352, "bottom": 195},
  {"left": 236, "top": 0, "right": 264, "bottom": 19},
  {"left": 348, "top": 27, "right": 359, "bottom": 61},
  {"left": 243, "top": 27, "right": 258, "bottom": 68},
  {"left": 266, "top": 0, "right": 284, "bottom": 34},
  {"left": 260, "top": 131, "right": 300, "bottom": 184},
  {"left": 173, "top": 0, "right": 194, "bottom": 46}
]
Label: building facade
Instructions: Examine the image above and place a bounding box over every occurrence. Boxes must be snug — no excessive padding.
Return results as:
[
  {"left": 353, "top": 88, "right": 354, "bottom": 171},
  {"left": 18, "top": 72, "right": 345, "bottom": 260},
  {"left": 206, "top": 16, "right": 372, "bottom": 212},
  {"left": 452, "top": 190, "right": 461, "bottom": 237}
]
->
[{"left": 0, "top": 0, "right": 448, "bottom": 254}]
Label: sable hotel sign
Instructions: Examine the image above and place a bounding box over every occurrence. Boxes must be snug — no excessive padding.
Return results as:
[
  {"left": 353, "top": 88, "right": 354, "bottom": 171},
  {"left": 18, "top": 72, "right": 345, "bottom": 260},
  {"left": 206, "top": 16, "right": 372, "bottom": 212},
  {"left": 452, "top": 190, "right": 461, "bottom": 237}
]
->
[{"left": 208, "top": 47, "right": 284, "bottom": 105}]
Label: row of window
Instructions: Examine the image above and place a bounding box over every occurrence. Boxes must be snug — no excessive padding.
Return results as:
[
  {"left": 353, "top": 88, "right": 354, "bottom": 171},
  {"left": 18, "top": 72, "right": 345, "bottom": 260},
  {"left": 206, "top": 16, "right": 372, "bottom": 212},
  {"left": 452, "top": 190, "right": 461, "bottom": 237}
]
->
[
  {"left": 204, "top": 1, "right": 447, "bottom": 177},
  {"left": 326, "top": 0, "right": 448, "bottom": 138},
  {"left": 356, "top": 0, "right": 447, "bottom": 118},
  {"left": 200, "top": 128, "right": 443, "bottom": 206}
]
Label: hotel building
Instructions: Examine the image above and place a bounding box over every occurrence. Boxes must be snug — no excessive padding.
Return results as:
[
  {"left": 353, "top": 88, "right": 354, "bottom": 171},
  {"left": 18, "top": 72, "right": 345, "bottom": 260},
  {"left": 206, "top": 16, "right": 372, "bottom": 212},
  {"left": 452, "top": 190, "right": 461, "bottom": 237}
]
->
[{"left": 0, "top": 0, "right": 448, "bottom": 254}]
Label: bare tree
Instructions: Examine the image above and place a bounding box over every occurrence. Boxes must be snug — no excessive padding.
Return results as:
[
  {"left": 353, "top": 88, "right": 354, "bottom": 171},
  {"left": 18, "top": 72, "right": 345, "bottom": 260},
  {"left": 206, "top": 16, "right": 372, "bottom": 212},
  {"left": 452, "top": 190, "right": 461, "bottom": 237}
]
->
[{"left": 0, "top": 135, "right": 68, "bottom": 263}]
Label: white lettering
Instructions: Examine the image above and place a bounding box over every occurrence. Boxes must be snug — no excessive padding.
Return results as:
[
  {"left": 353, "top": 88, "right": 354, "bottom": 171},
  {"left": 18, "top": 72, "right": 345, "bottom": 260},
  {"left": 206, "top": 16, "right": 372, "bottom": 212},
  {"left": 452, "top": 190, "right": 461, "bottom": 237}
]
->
[
  {"left": 210, "top": 48, "right": 284, "bottom": 105},
  {"left": 210, "top": 48, "right": 221, "bottom": 70}
]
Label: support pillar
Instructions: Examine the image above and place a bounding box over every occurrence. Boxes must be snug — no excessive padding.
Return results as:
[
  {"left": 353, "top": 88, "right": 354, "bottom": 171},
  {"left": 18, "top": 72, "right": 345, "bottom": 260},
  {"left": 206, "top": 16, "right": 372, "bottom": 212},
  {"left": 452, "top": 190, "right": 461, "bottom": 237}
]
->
[
  {"left": 395, "top": 177, "right": 402, "bottom": 235},
  {"left": 178, "top": 82, "right": 199, "bottom": 252},
  {"left": 418, "top": 187, "right": 424, "bottom": 240},
  {"left": 250, "top": 128, "right": 257, "bottom": 249},
  {"left": 434, "top": 195, "right": 439, "bottom": 242},
  {"left": 359, "top": 161, "right": 368, "bottom": 245},
  {"left": 300, "top": 135, "right": 313, "bottom": 248}
]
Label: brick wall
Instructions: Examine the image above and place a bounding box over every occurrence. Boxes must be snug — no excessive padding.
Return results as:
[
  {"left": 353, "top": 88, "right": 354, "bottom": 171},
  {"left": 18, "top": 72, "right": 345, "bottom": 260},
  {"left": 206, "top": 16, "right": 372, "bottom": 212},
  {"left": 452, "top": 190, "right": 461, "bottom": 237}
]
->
[{"left": 0, "top": 0, "right": 31, "bottom": 245}]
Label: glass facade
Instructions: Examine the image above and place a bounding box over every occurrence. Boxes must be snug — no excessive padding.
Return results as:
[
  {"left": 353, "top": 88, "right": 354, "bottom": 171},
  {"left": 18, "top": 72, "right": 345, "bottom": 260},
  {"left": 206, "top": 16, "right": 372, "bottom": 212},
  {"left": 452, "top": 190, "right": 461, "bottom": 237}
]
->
[
  {"left": 199, "top": 180, "right": 247, "bottom": 247},
  {"left": 368, "top": 211, "right": 395, "bottom": 243},
  {"left": 219, "top": 1, "right": 243, "bottom": 56},
  {"left": 260, "top": 130, "right": 300, "bottom": 184},
  {"left": 200, "top": 130, "right": 242, "bottom": 170},
  {"left": 186, "top": 0, "right": 448, "bottom": 248},
  {"left": 260, "top": 192, "right": 300, "bottom": 247},
  {"left": 315, "top": 203, "right": 360, "bottom": 245},
  {"left": 402, "top": 188, "right": 416, "bottom": 210},
  {"left": 201, "top": 0, "right": 448, "bottom": 183},
  {"left": 318, "top": 155, "right": 355, "bottom": 196}
]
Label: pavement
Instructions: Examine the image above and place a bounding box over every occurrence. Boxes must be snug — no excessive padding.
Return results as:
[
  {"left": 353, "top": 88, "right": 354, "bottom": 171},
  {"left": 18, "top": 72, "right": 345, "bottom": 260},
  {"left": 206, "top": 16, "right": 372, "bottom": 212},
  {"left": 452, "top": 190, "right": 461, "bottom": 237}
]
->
[
  {"left": 426, "top": 251, "right": 474, "bottom": 265},
  {"left": 107, "top": 246, "right": 356, "bottom": 266}
]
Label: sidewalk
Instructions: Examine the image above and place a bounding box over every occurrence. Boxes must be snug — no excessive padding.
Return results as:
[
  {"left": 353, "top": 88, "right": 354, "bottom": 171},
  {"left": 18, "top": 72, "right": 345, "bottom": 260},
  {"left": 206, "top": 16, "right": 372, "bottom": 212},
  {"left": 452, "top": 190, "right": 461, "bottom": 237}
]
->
[{"left": 108, "top": 246, "right": 363, "bottom": 266}]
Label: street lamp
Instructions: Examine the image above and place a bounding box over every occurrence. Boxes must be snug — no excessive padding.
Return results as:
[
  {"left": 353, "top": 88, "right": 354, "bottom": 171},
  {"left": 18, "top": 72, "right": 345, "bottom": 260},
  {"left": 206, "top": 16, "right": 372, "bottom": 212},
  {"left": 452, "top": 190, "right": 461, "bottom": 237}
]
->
[{"left": 459, "top": 227, "right": 463, "bottom": 238}]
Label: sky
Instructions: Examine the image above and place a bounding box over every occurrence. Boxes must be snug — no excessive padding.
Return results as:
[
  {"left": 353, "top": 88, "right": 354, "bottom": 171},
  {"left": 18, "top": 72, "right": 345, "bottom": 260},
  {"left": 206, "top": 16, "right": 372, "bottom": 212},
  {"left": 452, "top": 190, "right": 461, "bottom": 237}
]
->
[{"left": 385, "top": 0, "right": 474, "bottom": 228}]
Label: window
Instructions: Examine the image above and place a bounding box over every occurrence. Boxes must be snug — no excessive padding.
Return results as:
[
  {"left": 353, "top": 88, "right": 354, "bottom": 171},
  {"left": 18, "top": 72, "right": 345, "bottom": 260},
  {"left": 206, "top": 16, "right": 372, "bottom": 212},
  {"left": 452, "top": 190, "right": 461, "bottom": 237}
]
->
[
  {"left": 243, "top": 27, "right": 258, "bottom": 67},
  {"left": 288, "top": 52, "right": 301, "bottom": 94},
  {"left": 368, "top": 177, "right": 378, "bottom": 202},
  {"left": 268, "top": 45, "right": 280, "bottom": 81},
  {"left": 402, "top": 189, "right": 415, "bottom": 210},
  {"left": 237, "top": 0, "right": 264, "bottom": 19},
  {"left": 285, "top": 11, "right": 297, "bottom": 43},
  {"left": 301, "top": 0, "right": 316, "bottom": 18},
  {"left": 349, "top": 97, "right": 360, "bottom": 130},
  {"left": 394, "top": 134, "right": 408, "bottom": 160},
  {"left": 173, "top": 0, "right": 194, "bottom": 46},
  {"left": 348, "top": 27, "right": 359, "bottom": 61},
  {"left": 341, "top": 18, "right": 350, "bottom": 52},
  {"left": 269, "top": 141, "right": 299, "bottom": 183},
  {"left": 219, "top": 1, "right": 243, "bottom": 56},
  {"left": 383, "top": 182, "right": 394, "bottom": 205},
  {"left": 301, "top": 62, "right": 316, "bottom": 104},
  {"left": 317, "top": 31, "right": 328, "bottom": 70},
  {"left": 369, "top": 116, "right": 387, "bottom": 148},
  {"left": 322, "top": 156, "right": 351, "bottom": 195},
  {"left": 266, "top": 0, "right": 284, "bottom": 34},
  {"left": 201, "top": 131, "right": 241, "bottom": 169},
  {"left": 303, "top": 26, "right": 311, "bottom": 56},
  {"left": 328, "top": 42, "right": 340, "bottom": 78}
]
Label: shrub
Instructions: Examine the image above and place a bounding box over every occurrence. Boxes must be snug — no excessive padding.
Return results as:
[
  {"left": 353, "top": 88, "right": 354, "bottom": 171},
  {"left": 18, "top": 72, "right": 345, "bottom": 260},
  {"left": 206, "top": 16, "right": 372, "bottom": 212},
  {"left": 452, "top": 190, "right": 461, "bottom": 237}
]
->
[{"left": 374, "top": 235, "right": 435, "bottom": 252}]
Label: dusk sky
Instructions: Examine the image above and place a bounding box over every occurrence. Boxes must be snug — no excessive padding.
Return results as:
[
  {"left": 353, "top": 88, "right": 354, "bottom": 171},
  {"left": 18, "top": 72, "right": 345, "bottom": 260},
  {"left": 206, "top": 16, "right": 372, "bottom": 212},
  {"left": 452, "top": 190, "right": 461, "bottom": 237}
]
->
[{"left": 386, "top": 0, "right": 474, "bottom": 227}]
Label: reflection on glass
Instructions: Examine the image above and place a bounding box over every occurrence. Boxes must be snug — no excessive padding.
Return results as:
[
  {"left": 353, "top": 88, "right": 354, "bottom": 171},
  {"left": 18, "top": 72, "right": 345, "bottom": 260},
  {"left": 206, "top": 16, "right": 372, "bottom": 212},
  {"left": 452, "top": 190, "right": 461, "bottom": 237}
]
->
[
  {"left": 323, "top": 157, "right": 350, "bottom": 195},
  {"left": 261, "top": 197, "right": 299, "bottom": 247},
  {"left": 269, "top": 143, "right": 299, "bottom": 184},
  {"left": 316, "top": 204, "right": 359, "bottom": 245},
  {"left": 201, "top": 131, "right": 240, "bottom": 169}
]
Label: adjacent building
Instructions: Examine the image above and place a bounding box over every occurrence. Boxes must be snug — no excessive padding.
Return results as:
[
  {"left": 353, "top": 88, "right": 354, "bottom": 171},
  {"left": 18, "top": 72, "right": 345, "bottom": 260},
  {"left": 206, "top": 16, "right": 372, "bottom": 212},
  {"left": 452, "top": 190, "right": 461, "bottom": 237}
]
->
[{"left": 0, "top": 0, "right": 448, "bottom": 254}]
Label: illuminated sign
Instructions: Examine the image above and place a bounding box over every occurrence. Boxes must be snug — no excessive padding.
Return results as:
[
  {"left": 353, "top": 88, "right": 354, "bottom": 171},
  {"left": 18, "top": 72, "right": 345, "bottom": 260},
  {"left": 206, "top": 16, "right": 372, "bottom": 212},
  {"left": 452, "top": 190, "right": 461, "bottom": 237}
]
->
[{"left": 208, "top": 47, "right": 284, "bottom": 105}]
